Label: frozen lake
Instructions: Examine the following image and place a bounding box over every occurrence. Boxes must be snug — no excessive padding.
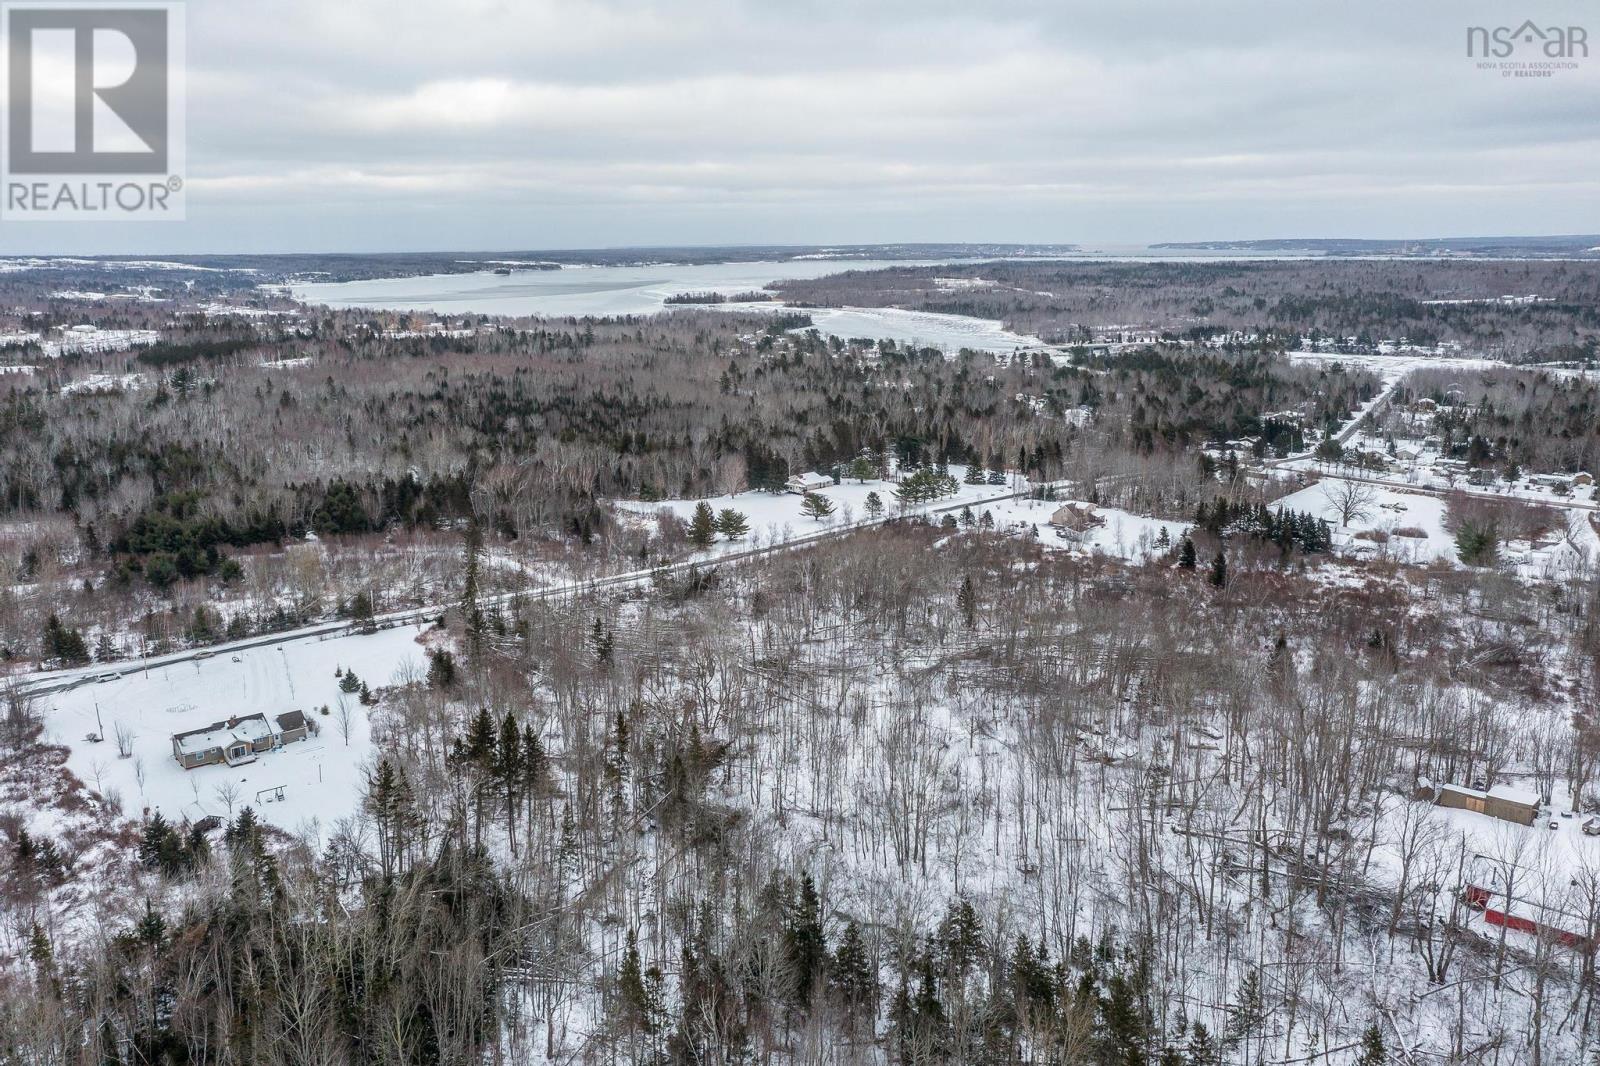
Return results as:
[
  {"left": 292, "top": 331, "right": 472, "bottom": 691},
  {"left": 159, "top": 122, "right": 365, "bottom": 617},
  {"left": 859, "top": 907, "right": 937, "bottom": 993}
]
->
[{"left": 293, "top": 259, "right": 1043, "bottom": 353}]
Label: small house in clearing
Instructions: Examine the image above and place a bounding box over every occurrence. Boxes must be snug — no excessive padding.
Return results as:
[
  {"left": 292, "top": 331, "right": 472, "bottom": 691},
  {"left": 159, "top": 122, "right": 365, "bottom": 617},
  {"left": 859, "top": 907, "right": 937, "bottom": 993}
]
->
[
  {"left": 1049, "top": 501, "right": 1105, "bottom": 543},
  {"left": 1432, "top": 782, "right": 1539, "bottom": 826},
  {"left": 171, "top": 710, "right": 314, "bottom": 770},
  {"left": 785, "top": 471, "right": 833, "bottom": 494}
]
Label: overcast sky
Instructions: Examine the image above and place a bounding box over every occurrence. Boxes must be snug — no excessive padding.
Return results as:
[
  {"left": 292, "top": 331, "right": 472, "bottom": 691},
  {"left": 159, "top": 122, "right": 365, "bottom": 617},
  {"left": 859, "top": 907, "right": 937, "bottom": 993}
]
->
[{"left": 4, "top": 0, "right": 1598, "bottom": 254}]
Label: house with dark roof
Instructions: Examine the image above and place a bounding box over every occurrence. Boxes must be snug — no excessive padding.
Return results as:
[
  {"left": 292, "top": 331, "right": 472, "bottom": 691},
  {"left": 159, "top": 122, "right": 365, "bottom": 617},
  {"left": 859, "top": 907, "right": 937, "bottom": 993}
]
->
[{"left": 171, "top": 711, "right": 316, "bottom": 770}]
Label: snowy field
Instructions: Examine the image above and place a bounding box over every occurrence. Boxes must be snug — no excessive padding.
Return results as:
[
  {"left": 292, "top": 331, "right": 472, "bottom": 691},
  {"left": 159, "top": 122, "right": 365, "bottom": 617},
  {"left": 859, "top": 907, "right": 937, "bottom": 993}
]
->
[
  {"left": 974, "top": 496, "right": 1189, "bottom": 563},
  {"left": 1285, "top": 350, "right": 1515, "bottom": 385},
  {"left": 614, "top": 467, "right": 1031, "bottom": 551},
  {"left": 1273, "top": 477, "right": 1599, "bottom": 577},
  {"left": 798, "top": 305, "right": 1039, "bottom": 352},
  {"left": 619, "top": 475, "right": 1188, "bottom": 567},
  {"left": 36, "top": 623, "right": 429, "bottom": 837}
]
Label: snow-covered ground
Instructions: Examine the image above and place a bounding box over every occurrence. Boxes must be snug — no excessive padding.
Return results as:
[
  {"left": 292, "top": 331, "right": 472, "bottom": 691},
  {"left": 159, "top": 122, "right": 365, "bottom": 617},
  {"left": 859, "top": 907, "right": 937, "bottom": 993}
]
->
[
  {"left": 60, "top": 372, "right": 147, "bottom": 396},
  {"left": 972, "top": 496, "right": 1189, "bottom": 563},
  {"left": 1286, "top": 350, "right": 1513, "bottom": 385},
  {"left": 614, "top": 467, "right": 1031, "bottom": 552},
  {"left": 35, "top": 623, "right": 429, "bottom": 837},
  {"left": 1287, "top": 349, "right": 1600, "bottom": 389},
  {"left": 794, "top": 306, "right": 1040, "bottom": 353},
  {"left": 1371, "top": 780, "right": 1600, "bottom": 950},
  {"left": 37, "top": 327, "right": 161, "bottom": 358},
  {"left": 1273, "top": 477, "right": 1599, "bottom": 578},
  {"left": 622, "top": 478, "right": 1188, "bottom": 567}
]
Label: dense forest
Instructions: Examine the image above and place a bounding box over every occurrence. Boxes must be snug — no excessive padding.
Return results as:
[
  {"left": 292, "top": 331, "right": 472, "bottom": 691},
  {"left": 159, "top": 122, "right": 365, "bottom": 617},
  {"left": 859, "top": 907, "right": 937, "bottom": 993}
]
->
[
  {"left": 775, "top": 260, "right": 1600, "bottom": 360},
  {"left": 4, "top": 515, "right": 1599, "bottom": 1063},
  {"left": 2, "top": 258, "right": 1600, "bottom": 1064},
  {"left": 0, "top": 300, "right": 1381, "bottom": 667}
]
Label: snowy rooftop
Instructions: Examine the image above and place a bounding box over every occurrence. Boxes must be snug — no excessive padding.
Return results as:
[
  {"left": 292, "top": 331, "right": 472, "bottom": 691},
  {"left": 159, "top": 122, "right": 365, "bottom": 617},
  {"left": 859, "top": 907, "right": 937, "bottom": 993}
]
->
[
  {"left": 1438, "top": 782, "right": 1541, "bottom": 807},
  {"left": 173, "top": 713, "right": 273, "bottom": 756}
]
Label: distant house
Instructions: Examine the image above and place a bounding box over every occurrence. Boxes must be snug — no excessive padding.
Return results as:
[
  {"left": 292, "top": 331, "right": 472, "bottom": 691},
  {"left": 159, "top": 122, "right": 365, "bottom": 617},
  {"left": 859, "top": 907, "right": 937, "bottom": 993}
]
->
[
  {"left": 1049, "top": 501, "right": 1105, "bottom": 543},
  {"left": 1464, "top": 855, "right": 1589, "bottom": 950},
  {"left": 171, "top": 711, "right": 315, "bottom": 770},
  {"left": 784, "top": 471, "right": 833, "bottom": 494},
  {"left": 1463, "top": 882, "right": 1588, "bottom": 949},
  {"left": 1572, "top": 471, "right": 1594, "bottom": 488},
  {"left": 1432, "top": 782, "right": 1539, "bottom": 826}
]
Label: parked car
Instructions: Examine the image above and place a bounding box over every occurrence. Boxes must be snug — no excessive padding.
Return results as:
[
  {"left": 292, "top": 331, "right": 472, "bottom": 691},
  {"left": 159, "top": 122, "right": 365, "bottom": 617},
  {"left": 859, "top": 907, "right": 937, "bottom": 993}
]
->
[{"left": 1583, "top": 817, "right": 1600, "bottom": 837}]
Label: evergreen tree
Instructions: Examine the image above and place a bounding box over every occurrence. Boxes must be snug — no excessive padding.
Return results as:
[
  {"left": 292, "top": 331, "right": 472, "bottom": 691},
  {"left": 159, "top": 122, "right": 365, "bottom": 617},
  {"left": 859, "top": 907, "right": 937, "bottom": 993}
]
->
[
  {"left": 426, "top": 648, "right": 457, "bottom": 690},
  {"left": 42, "top": 615, "right": 89, "bottom": 664},
  {"left": 461, "top": 520, "right": 484, "bottom": 650},
  {"left": 1178, "top": 536, "right": 1197, "bottom": 570},
  {"left": 1353, "top": 1023, "right": 1387, "bottom": 1066},
  {"left": 617, "top": 930, "right": 664, "bottom": 1035},
  {"left": 938, "top": 898, "right": 982, "bottom": 980},
  {"left": 1223, "top": 970, "right": 1265, "bottom": 1056},
  {"left": 1186, "top": 1021, "right": 1219, "bottom": 1066},
  {"left": 1209, "top": 550, "right": 1228, "bottom": 588},
  {"left": 364, "top": 758, "right": 420, "bottom": 879},
  {"left": 864, "top": 491, "right": 884, "bottom": 519},
  {"left": 785, "top": 874, "right": 829, "bottom": 1008},
  {"left": 714, "top": 508, "right": 750, "bottom": 541},
  {"left": 1099, "top": 971, "right": 1148, "bottom": 1066},
  {"left": 223, "top": 807, "right": 279, "bottom": 910},
  {"left": 800, "top": 492, "right": 836, "bottom": 520},
  {"left": 590, "top": 617, "right": 614, "bottom": 665},
  {"left": 830, "top": 921, "right": 878, "bottom": 1024},
  {"left": 688, "top": 501, "right": 717, "bottom": 548},
  {"left": 957, "top": 575, "right": 977, "bottom": 630}
]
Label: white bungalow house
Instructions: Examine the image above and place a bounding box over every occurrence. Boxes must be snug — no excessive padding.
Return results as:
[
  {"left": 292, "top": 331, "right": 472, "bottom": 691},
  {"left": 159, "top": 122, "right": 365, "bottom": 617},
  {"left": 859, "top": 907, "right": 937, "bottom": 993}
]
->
[{"left": 785, "top": 471, "right": 833, "bottom": 494}]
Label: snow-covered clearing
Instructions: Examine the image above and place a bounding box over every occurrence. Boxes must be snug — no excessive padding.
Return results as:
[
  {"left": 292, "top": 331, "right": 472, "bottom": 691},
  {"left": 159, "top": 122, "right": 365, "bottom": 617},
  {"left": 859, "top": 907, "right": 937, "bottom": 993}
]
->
[
  {"left": 60, "top": 372, "right": 147, "bottom": 396},
  {"left": 1274, "top": 477, "right": 1598, "bottom": 578},
  {"left": 972, "top": 496, "right": 1189, "bottom": 563},
  {"left": 1286, "top": 350, "right": 1513, "bottom": 386},
  {"left": 614, "top": 466, "right": 1030, "bottom": 554},
  {"left": 34, "top": 623, "right": 429, "bottom": 836}
]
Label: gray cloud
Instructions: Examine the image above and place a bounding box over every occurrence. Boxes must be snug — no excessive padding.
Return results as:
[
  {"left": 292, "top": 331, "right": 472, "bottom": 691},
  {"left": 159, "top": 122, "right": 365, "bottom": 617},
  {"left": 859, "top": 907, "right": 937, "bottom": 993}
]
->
[{"left": 6, "top": 0, "right": 1597, "bottom": 253}]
